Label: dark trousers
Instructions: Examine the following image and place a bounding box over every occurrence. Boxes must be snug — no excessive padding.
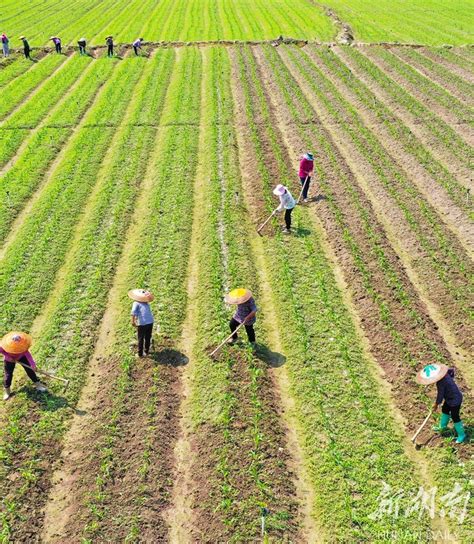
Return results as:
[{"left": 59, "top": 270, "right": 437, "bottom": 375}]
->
[
  {"left": 230, "top": 318, "right": 256, "bottom": 343},
  {"left": 133, "top": 46, "right": 139, "bottom": 56},
  {"left": 24, "top": 48, "right": 30, "bottom": 59},
  {"left": 4, "top": 357, "right": 39, "bottom": 388},
  {"left": 55, "top": 43, "right": 61, "bottom": 53},
  {"left": 300, "top": 176, "right": 311, "bottom": 199},
  {"left": 79, "top": 45, "right": 86, "bottom": 55},
  {"left": 107, "top": 44, "right": 113, "bottom": 57},
  {"left": 442, "top": 402, "right": 461, "bottom": 423},
  {"left": 285, "top": 208, "right": 293, "bottom": 230},
  {"left": 137, "top": 323, "right": 153, "bottom": 356}
]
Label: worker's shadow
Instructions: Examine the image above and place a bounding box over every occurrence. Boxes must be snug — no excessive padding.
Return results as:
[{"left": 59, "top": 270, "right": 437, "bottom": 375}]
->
[
  {"left": 254, "top": 344, "right": 286, "bottom": 368},
  {"left": 19, "top": 387, "right": 68, "bottom": 411},
  {"left": 150, "top": 347, "right": 189, "bottom": 368}
]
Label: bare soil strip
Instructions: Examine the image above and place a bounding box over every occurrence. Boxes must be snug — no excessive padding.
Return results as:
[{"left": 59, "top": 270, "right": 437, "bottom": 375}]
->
[
  {"left": 420, "top": 48, "right": 474, "bottom": 84},
  {"left": 313, "top": 46, "right": 474, "bottom": 254}
]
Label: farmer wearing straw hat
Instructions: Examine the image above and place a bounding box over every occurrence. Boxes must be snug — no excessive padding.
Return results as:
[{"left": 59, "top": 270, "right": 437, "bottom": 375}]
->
[
  {"left": 78, "top": 37, "right": 87, "bottom": 55},
  {"left": 129, "top": 289, "right": 155, "bottom": 357},
  {"left": 273, "top": 184, "right": 296, "bottom": 234},
  {"left": 416, "top": 364, "right": 466, "bottom": 444},
  {"left": 299, "top": 152, "right": 314, "bottom": 203},
  {"left": 20, "top": 36, "right": 31, "bottom": 59},
  {"left": 225, "top": 288, "right": 258, "bottom": 346},
  {"left": 132, "top": 38, "right": 143, "bottom": 56},
  {"left": 106, "top": 36, "right": 114, "bottom": 57},
  {"left": 1, "top": 332, "right": 47, "bottom": 401},
  {"left": 50, "top": 36, "right": 61, "bottom": 54}
]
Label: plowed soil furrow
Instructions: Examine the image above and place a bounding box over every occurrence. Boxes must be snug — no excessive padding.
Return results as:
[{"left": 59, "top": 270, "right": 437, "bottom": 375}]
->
[
  {"left": 276, "top": 45, "right": 474, "bottom": 352},
  {"left": 309, "top": 46, "right": 474, "bottom": 253},
  {"left": 420, "top": 47, "right": 474, "bottom": 84},
  {"left": 336, "top": 46, "right": 473, "bottom": 184}
]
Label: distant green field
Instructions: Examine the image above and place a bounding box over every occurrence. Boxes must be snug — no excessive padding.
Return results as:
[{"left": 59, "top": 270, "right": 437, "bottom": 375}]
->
[{"left": 325, "top": 0, "right": 474, "bottom": 45}]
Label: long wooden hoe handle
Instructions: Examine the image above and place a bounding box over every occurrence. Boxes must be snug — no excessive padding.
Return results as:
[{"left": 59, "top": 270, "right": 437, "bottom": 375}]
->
[
  {"left": 16, "top": 360, "right": 70, "bottom": 386},
  {"left": 210, "top": 322, "right": 245, "bottom": 357},
  {"left": 297, "top": 176, "right": 310, "bottom": 204},
  {"left": 411, "top": 410, "right": 433, "bottom": 443},
  {"left": 257, "top": 209, "right": 277, "bottom": 234}
]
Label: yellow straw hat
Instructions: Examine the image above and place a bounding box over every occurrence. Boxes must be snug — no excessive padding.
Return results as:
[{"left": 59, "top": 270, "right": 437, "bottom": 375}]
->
[
  {"left": 0, "top": 331, "right": 32, "bottom": 354},
  {"left": 128, "top": 289, "right": 154, "bottom": 302},
  {"left": 416, "top": 363, "right": 449, "bottom": 385},
  {"left": 225, "top": 288, "right": 252, "bottom": 305}
]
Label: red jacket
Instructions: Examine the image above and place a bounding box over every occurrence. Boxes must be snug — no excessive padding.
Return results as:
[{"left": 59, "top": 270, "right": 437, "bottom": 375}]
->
[{"left": 299, "top": 157, "right": 314, "bottom": 178}]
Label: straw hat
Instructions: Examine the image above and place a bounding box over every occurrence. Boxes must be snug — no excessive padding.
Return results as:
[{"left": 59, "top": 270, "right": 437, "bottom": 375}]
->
[
  {"left": 0, "top": 331, "right": 32, "bottom": 354},
  {"left": 273, "top": 184, "right": 286, "bottom": 196},
  {"left": 19, "top": 36, "right": 26, "bottom": 40},
  {"left": 304, "top": 152, "right": 314, "bottom": 161},
  {"left": 50, "top": 36, "right": 56, "bottom": 40},
  {"left": 225, "top": 288, "right": 252, "bottom": 305},
  {"left": 416, "top": 363, "right": 449, "bottom": 385},
  {"left": 128, "top": 289, "right": 154, "bottom": 302}
]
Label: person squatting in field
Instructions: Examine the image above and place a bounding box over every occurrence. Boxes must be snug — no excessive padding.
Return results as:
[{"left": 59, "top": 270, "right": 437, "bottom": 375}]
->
[
  {"left": 1, "top": 331, "right": 47, "bottom": 400},
  {"left": 1, "top": 33, "right": 9, "bottom": 57},
  {"left": 50, "top": 36, "right": 61, "bottom": 53},
  {"left": 274, "top": 184, "right": 296, "bottom": 234},
  {"left": 299, "top": 152, "right": 314, "bottom": 202},
  {"left": 78, "top": 37, "right": 87, "bottom": 55},
  {"left": 417, "top": 363, "right": 466, "bottom": 443},
  {"left": 133, "top": 38, "right": 143, "bottom": 56},
  {"left": 129, "top": 289, "right": 154, "bottom": 357},
  {"left": 20, "top": 36, "right": 31, "bottom": 59},
  {"left": 106, "top": 35, "right": 114, "bottom": 57},
  {"left": 226, "top": 288, "right": 258, "bottom": 346}
]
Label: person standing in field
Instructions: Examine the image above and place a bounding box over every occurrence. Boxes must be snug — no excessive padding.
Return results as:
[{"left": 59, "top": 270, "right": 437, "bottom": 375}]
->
[
  {"left": 106, "top": 35, "right": 114, "bottom": 57},
  {"left": 78, "top": 37, "right": 87, "bottom": 55},
  {"left": 1, "top": 331, "right": 47, "bottom": 401},
  {"left": 416, "top": 363, "right": 466, "bottom": 444},
  {"left": 299, "top": 152, "right": 314, "bottom": 203},
  {"left": 129, "top": 289, "right": 155, "bottom": 358},
  {"left": 20, "top": 36, "right": 31, "bottom": 59},
  {"left": 225, "top": 288, "right": 258, "bottom": 347},
  {"left": 50, "top": 36, "right": 61, "bottom": 54},
  {"left": 1, "top": 33, "right": 9, "bottom": 57},
  {"left": 132, "top": 38, "right": 143, "bottom": 56},
  {"left": 273, "top": 183, "right": 296, "bottom": 234}
]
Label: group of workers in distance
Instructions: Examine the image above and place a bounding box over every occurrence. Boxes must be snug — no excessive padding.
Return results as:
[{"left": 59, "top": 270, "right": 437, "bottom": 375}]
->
[{"left": 0, "top": 33, "right": 144, "bottom": 58}]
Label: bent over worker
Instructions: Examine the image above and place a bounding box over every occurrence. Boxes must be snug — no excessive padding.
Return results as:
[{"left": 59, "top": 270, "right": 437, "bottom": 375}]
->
[
  {"left": 129, "top": 289, "right": 155, "bottom": 358},
  {"left": 225, "top": 288, "right": 258, "bottom": 346},
  {"left": 20, "top": 36, "right": 31, "bottom": 59},
  {"left": 1, "top": 332, "right": 47, "bottom": 400},
  {"left": 416, "top": 363, "right": 466, "bottom": 444},
  {"left": 50, "top": 36, "right": 61, "bottom": 53},
  {"left": 78, "top": 37, "right": 87, "bottom": 55},
  {"left": 273, "top": 184, "right": 296, "bottom": 234},
  {"left": 299, "top": 152, "right": 314, "bottom": 202},
  {"left": 133, "top": 38, "right": 143, "bottom": 56}
]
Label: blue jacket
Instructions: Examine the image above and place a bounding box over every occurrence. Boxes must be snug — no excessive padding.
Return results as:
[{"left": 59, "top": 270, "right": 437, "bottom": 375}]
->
[{"left": 436, "top": 369, "right": 463, "bottom": 406}]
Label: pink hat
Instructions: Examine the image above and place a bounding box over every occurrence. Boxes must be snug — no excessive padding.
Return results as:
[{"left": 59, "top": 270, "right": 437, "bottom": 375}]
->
[{"left": 273, "top": 184, "right": 286, "bottom": 196}]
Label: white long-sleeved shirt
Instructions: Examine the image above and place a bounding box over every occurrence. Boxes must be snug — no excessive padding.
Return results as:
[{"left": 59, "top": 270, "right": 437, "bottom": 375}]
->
[{"left": 277, "top": 189, "right": 296, "bottom": 211}]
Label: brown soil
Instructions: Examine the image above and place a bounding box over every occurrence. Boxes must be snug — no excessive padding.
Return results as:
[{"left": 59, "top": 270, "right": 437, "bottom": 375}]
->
[
  {"left": 420, "top": 48, "right": 474, "bottom": 84},
  {"left": 250, "top": 45, "right": 472, "bottom": 453},
  {"left": 312, "top": 46, "right": 474, "bottom": 253}
]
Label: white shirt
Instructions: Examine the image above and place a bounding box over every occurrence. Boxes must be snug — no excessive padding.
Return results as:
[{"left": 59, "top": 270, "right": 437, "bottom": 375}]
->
[{"left": 277, "top": 190, "right": 296, "bottom": 211}]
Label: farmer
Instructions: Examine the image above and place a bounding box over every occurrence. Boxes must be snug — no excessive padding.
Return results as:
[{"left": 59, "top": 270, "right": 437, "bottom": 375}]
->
[
  {"left": 273, "top": 184, "right": 296, "bottom": 234},
  {"left": 78, "top": 37, "right": 87, "bottom": 55},
  {"left": 50, "top": 36, "right": 61, "bottom": 54},
  {"left": 106, "top": 35, "right": 114, "bottom": 57},
  {"left": 129, "top": 289, "right": 154, "bottom": 357},
  {"left": 1, "top": 332, "right": 47, "bottom": 401},
  {"left": 20, "top": 36, "right": 31, "bottom": 59},
  {"left": 299, "top": 152, "right": 314, "bottom": 203},
  {"left": 225, "top": 288, "right": 258, "bottom": 346},
  {"left": 1, "top": 33, "right": 9, "bottom": 57},
  {"left": 132, "top": 37, "right": 143, "bottom": 56},
  {"left": 416, "top": 363, "right": 466, "bottom": 444}
]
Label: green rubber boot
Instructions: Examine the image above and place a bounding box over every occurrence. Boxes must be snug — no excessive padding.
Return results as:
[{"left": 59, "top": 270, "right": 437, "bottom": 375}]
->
[
  {"left": 433, "top": 412, "right": 450, "bottom": 432},
  {"left": 454, "top": 421, "right": 466, "bottom": 444}
]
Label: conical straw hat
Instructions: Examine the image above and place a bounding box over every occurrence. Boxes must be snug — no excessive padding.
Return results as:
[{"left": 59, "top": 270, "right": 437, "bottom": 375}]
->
[
  {"left": 225, "top": 288, "right": 252, "bottom": 305},
  {"left": 0, "top": 331, "right": 32, "bottom": 354},
  {"left": 128, "top": 289, "right": 154, "bottom": 302},
  {"left": 416, "top": 363, "right": 449, "bottom": 385}
]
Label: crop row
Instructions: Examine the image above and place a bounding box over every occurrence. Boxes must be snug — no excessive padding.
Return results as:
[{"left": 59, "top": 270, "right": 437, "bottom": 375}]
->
[
  {"left": 232, "top": 44, "right": 435, "bottom": 541},
  {"left": 281, "top": 45, "right": 473, "bottom": 322},
  {"left": 0, "top": 50, "right": 176, "bottom": 541},
  {"left": 0, "top": 53, "right": 67, "bottom": 121},
  {"left": 312, "top": 46, "right": 472, "bottom": 217},
  {"left": 75, "top": 48, "right": 201, "bottom": 541},
  {"left": 0, "top": 56, "right": 38, "bottom": 88}
]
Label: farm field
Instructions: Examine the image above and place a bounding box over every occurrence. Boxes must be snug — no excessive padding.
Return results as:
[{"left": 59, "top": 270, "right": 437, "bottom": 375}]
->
[
  {"left": 0, "top": 40, "right": 472, "bottom": 543},
  {"left": 1, "top": 0, "right": 473, "bottom": 46}
]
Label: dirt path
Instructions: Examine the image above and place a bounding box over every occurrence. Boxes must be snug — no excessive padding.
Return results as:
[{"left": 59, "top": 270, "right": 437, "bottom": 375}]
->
[{"left": 311, "top": 46, "right": 474, "bottom": 254}]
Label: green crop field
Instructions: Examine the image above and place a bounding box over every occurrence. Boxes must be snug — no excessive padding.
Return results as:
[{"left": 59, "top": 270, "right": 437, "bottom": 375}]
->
[{"left": 0, "top": 2, "right": 473, "bottom": 543}]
